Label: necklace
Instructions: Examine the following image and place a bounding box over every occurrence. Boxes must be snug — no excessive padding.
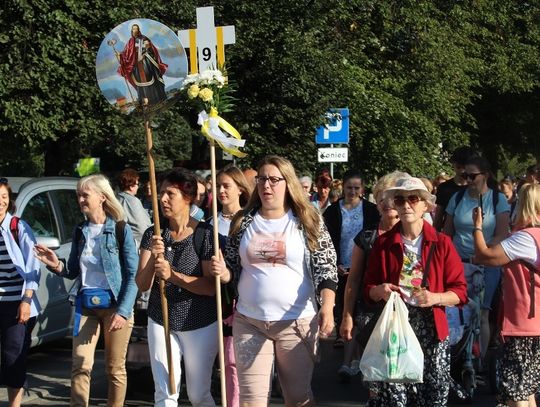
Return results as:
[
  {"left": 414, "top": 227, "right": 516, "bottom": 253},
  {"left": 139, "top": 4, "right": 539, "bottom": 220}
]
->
[{"left": 221, "top": 211, "right": 238, "bottom": 220}]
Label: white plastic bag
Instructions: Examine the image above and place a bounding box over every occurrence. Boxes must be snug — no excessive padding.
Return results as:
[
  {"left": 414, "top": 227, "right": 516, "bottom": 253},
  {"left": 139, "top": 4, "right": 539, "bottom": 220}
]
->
[{"left": 359, "top": 292, "right": 424, "bottom": 383}]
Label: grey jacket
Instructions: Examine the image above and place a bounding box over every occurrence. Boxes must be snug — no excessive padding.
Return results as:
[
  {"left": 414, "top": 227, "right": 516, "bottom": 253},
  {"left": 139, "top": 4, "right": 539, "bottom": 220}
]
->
[{"left": 117, "top": 191, "right": 152, "bottom": 246}]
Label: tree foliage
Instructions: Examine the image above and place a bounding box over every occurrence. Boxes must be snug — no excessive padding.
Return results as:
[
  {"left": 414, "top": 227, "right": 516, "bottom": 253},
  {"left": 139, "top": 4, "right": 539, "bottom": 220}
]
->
[{"left": 1, "top": 0, "right": 539, "bottom": 180}]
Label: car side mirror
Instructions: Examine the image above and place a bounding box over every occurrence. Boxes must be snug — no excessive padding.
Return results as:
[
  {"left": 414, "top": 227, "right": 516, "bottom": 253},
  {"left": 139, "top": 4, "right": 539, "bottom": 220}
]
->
[{"left": 36, "top": 236, "right": 61, "bottom": 250}]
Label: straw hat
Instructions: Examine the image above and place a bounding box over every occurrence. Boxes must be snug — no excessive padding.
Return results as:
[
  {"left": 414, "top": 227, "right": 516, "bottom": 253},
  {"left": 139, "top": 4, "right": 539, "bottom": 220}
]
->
[{"left": 383, "top": 176, "right": 437, "bottom": 210}]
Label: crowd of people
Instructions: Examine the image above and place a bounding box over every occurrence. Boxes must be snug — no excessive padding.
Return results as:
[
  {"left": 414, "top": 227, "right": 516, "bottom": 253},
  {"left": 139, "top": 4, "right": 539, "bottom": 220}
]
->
[{"left": 1, "top": 149, "right": 539, "bottom": 407}]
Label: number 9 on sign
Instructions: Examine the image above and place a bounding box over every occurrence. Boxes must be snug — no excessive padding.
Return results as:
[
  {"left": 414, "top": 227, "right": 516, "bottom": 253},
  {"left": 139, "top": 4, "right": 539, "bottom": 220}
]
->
[{"left": 202, "top": 47, "right": 212, "bottom": 61}]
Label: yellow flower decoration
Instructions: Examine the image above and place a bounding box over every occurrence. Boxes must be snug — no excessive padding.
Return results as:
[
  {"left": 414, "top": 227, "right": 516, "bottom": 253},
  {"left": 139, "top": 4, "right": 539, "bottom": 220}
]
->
[
  {"left": 198, "top": 88, "right": 214, "bottom": 102},
  {"left": 187, "top": 84, "right": 200, "bottom": 99}
]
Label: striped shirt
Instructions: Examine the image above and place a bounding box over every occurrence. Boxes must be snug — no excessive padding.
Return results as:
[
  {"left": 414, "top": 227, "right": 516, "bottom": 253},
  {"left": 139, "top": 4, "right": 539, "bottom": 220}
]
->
[{"left": 0, "top": 234, "right": 24, "bottom": 302}]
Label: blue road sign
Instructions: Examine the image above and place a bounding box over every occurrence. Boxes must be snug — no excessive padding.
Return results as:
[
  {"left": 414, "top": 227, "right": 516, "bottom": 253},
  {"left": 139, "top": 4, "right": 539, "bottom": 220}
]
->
[{"left": 315, "top": 108, "right": 349, "bottom": 144}]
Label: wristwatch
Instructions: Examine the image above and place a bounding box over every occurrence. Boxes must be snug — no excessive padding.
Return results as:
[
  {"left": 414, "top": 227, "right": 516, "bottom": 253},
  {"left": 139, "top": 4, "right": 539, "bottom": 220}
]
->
[{"left": 21, "top": 295, "right": 32, "bottom": 305}]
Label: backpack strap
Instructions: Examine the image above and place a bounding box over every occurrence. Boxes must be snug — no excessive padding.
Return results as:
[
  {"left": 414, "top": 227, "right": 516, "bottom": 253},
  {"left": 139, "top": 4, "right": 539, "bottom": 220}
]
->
[
  {"left": 421, "top": 235, "right": 437, "bottom": 288},
  {"left": 9, "top": 216, "right": 19, "bottom": 247},
  {"left": 453, "top": 189, "right": 467, "bottom": 212},
  {"left": 115, "top": 220, "right": 126, "bottom": 253},
  {"left": 192, "top": 223, "right": 207, "bottom": 258}
]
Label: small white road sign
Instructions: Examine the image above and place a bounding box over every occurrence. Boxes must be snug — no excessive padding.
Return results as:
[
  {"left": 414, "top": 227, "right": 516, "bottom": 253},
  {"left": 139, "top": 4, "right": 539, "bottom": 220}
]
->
[{"left": 317, "top": 147, "right": 348, "bottom": 163}]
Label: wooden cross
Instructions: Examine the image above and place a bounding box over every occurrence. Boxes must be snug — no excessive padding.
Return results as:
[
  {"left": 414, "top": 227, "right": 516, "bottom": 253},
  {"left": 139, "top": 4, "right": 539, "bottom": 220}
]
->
[{"left": 178, "top": 6, "right": 236, "bottom": 74}]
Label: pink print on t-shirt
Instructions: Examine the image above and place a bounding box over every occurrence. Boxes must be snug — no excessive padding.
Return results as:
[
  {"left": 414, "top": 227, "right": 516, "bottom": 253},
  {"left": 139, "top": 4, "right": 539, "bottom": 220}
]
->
[{"left": 247, "top": 233, "right": 287, "bottom": 266}]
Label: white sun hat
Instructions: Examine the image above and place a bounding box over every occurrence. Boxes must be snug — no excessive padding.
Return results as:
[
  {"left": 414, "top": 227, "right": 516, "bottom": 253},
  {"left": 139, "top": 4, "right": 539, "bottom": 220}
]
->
[{"left": 383, "top": 176, "right": 437, "bottom": 209}]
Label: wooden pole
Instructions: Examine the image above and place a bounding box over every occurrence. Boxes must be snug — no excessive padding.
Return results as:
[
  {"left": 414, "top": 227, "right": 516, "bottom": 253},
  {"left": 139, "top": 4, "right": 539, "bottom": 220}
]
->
[
  {"left": 143, "top": 104, "right": 175, "bottom": 394},
  {"left": 210, "top": 141, "right": 227, "bottom": 406}
]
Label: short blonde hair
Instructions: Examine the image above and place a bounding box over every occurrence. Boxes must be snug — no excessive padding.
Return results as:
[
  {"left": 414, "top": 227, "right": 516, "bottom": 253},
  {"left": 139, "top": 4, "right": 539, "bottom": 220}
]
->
[
  {"left": 514, "top": 183, "right": 540, "bottom": 229},
  {"left": 78, "top": 174, "right": 125, "bottom": 222}
]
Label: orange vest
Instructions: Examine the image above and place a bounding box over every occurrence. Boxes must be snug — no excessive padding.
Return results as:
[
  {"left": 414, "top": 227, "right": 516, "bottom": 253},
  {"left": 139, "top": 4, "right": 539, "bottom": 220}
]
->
[{"left": 501, "top": 228, "right": 540, "bottom": 337}]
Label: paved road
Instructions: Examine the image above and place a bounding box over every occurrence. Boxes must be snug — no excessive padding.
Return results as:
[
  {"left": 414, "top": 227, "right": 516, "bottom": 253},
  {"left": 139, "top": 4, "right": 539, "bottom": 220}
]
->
[{"left": 0, "top": 337, "right": 498, "bottom": 406}]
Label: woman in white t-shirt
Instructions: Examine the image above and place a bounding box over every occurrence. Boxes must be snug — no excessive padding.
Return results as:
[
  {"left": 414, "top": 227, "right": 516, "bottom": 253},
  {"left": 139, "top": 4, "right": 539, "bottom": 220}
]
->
[
  {"left": 211, "top": 155, "right": 338, "bottom": 407},
  {"left": 473, "top": 183, "right": 540, "bottom": 407}
]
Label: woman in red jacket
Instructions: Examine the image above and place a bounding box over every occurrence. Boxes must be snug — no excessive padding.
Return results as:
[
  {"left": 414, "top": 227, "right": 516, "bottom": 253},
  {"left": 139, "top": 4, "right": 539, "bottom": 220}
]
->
[
  {"left": 473, "top": 183, "right": 540, "bottom": 407},
  {"left": 363, "top": 176, "right": 467, "bottom": 406}
]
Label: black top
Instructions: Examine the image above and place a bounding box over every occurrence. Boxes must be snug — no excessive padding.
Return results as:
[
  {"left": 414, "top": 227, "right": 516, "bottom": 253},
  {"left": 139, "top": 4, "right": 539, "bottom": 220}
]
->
[
  {"left": 435, "top": 178, "right": 467, "bottom": 210},
  {"left": 323, "top": 198, "right": 380, "bottom": 265},
  {"left": 141, "top": 222, "right": 216, "bottom": 331}
]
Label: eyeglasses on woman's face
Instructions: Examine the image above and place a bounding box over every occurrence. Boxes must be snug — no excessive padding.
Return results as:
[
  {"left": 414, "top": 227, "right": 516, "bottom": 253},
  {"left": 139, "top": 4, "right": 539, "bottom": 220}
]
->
[
  {"left": 255, "top": 176, "right": 286, "bottom": 187},
  {"left": 464, "top": 172, "right": 484, "bottom": 181},
  {"left": 393, "top": 194, "right": 423, "bottom": 207}
]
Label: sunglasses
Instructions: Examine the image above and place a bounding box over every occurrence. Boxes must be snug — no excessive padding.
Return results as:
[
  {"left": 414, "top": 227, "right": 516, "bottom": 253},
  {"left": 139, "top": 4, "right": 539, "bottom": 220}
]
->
[
  {"left": 255, "top": 176, "right": 286, "bottom": 187},
  {"left": 393, "top": 195, "right": 423, "bottom": 207},
  {"left": 464, "top": 172, "right": 484, "bottom": 181},
  {"left": 0, "top": 178, "right": 8, "bottom": 185}
]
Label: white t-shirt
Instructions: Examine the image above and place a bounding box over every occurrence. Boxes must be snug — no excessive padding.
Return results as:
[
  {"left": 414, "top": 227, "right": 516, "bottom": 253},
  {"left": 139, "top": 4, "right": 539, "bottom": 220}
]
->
[
  {"left": 209, "top": 212, "right": 232, "bottom": 237},
  {"left": 236, "top": 210, "right": 317, "bottom": 321},
  {"left": 500, "top": 230, "right": 540, "bottom": 267},
  {"left": 80, "top": 223, "right": 110, "bottom": 290}
]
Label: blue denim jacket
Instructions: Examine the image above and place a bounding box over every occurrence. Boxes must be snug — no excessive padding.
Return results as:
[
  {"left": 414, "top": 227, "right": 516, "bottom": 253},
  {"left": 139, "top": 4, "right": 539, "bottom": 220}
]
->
[
  {"left": 0, "top": 213, "right": 41, "bottom": 317},
  {"left": 61, "top": 216, "right": 138, "bottom": 319}
]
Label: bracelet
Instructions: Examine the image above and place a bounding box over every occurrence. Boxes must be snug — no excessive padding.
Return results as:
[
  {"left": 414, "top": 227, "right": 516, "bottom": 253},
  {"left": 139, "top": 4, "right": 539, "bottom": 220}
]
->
[
  {"left": 46, "top": 260, "right": 61, "bottom": 273},
  {"left": 472, "top": 227, "right": 482, "bottom": 233},
  {"left": 21, "top": 296, "right": 32, "bottom": 305}
]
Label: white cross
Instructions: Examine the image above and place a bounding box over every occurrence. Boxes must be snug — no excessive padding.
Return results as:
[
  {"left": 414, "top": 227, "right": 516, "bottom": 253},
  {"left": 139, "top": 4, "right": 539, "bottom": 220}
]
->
[{"left": 178, "top": 6, "right": 236, "bottom": 74}]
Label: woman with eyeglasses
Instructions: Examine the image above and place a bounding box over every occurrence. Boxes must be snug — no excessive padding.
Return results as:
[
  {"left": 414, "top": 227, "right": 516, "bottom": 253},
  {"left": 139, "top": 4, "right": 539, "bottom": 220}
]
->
[
  {"left": 363, "top": 176, "right": 467, "bottom": 406},
  {"left": 472, "top": 183, "right": 540, "bottom": 407},
  {"left": 443, "top": 155, "right": 510, "bottom": 365},
  {"left": 210, "top": 155, "right": 338, "bottom": 406},
  {"left": 322, "top": 170, "right": 379, "bottom": 374},
  {"left": 0, "top": 178, "right": 40, "bottom": 407}
]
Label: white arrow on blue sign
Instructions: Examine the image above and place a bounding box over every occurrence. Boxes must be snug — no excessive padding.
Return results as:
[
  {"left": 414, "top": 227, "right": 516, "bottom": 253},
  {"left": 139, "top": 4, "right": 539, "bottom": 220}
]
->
[{"left": 315, "top": 108, "right": 349, "bottom": 145}]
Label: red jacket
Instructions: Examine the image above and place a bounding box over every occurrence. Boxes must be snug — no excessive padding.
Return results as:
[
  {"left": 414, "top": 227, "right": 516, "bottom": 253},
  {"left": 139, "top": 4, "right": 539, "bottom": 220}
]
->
[{"left": 363, "top": 220, "right": 468, "bottom": 341}]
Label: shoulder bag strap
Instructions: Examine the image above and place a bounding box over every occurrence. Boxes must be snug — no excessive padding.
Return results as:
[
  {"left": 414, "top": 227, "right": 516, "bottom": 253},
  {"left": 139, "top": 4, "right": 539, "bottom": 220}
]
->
[{"left": 421, "top": 238, "right": 437, "bottom": 288}]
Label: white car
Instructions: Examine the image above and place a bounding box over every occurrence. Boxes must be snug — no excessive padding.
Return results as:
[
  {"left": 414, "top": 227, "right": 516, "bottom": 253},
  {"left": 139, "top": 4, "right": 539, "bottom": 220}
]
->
[{"left": 11, "top": 177, "right": 83, "bottom": 346}]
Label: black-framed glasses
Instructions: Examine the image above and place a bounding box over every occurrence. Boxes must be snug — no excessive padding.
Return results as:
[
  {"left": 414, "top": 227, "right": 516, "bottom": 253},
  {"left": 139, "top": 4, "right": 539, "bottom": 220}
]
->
[
  {"left": 0, "top": 178, "right": 8, "bottom": 185},
  {"left": 255, "top": 176, "right": 286, "bottom": 187},
  {"left": 464, "top": 172, "right": 484, "bottom": 181},
  {"left": 393, "top": 195, "right": 422, "bottom": 207}
]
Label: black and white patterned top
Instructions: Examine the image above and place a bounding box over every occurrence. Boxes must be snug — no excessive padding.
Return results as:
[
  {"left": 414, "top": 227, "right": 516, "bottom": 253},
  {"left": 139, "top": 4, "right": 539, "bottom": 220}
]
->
[
  {"left": 0, "top": 234, "right": 24, "bottom": 302},
  {"left": 141, "top": 222, "right": 216, "bottom": 331}
]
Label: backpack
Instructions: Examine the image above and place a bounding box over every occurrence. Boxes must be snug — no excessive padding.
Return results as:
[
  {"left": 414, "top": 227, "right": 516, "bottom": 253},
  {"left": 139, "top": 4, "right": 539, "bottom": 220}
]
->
[
  {"left": 10, "top": 216, "right": 20, "bottom": 246},
  {"left": 454, "top": 187, "right": 499, "bottom": 215}
]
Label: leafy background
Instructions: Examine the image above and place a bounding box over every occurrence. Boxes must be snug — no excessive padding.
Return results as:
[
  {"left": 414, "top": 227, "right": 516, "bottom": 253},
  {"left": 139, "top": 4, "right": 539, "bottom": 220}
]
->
[{"left": 1, "top": 0, "right": 539, "bottom": 182}]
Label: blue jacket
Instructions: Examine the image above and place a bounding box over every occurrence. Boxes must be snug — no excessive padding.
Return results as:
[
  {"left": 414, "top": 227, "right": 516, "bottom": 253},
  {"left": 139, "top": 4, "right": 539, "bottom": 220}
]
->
[
  {"left": 61, "top": 216, "right": 138, "bottom": 319},
  {"left": 0, "top": 213, "right": 41, "bottom": 317}
]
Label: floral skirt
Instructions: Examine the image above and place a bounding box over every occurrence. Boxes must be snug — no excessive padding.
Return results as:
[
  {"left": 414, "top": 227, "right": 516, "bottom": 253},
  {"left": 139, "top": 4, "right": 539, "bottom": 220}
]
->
[
  {"left": 496, "top": 336, "right": 540, "bottom": 405},
  {"left": 366, "top": 306, "right": 450, "bottom": 407}
]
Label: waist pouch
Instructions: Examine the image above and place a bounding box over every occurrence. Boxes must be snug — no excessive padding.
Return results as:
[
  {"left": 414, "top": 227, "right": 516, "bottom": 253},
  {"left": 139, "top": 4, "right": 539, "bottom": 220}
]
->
[{"left": 73, "top": 289, "right": 115, "bottom": 336}]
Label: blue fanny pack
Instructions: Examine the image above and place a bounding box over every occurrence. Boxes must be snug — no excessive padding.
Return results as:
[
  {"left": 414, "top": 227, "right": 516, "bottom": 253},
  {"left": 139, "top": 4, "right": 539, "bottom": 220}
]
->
[{"left": 73, "top": 288, "right": 114, "bottom": 336}]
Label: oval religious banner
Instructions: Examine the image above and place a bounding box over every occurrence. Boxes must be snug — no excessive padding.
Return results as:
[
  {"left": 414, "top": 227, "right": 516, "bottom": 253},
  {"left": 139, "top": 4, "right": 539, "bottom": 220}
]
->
[{"left": 96, "top": 19, "right": 188, "bottom": 116}]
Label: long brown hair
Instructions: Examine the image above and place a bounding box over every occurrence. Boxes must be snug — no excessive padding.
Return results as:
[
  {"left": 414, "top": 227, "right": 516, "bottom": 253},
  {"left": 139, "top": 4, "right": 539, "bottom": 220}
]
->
[{"left": 230, "top": 156, "right": 321, "bottom": 251}]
